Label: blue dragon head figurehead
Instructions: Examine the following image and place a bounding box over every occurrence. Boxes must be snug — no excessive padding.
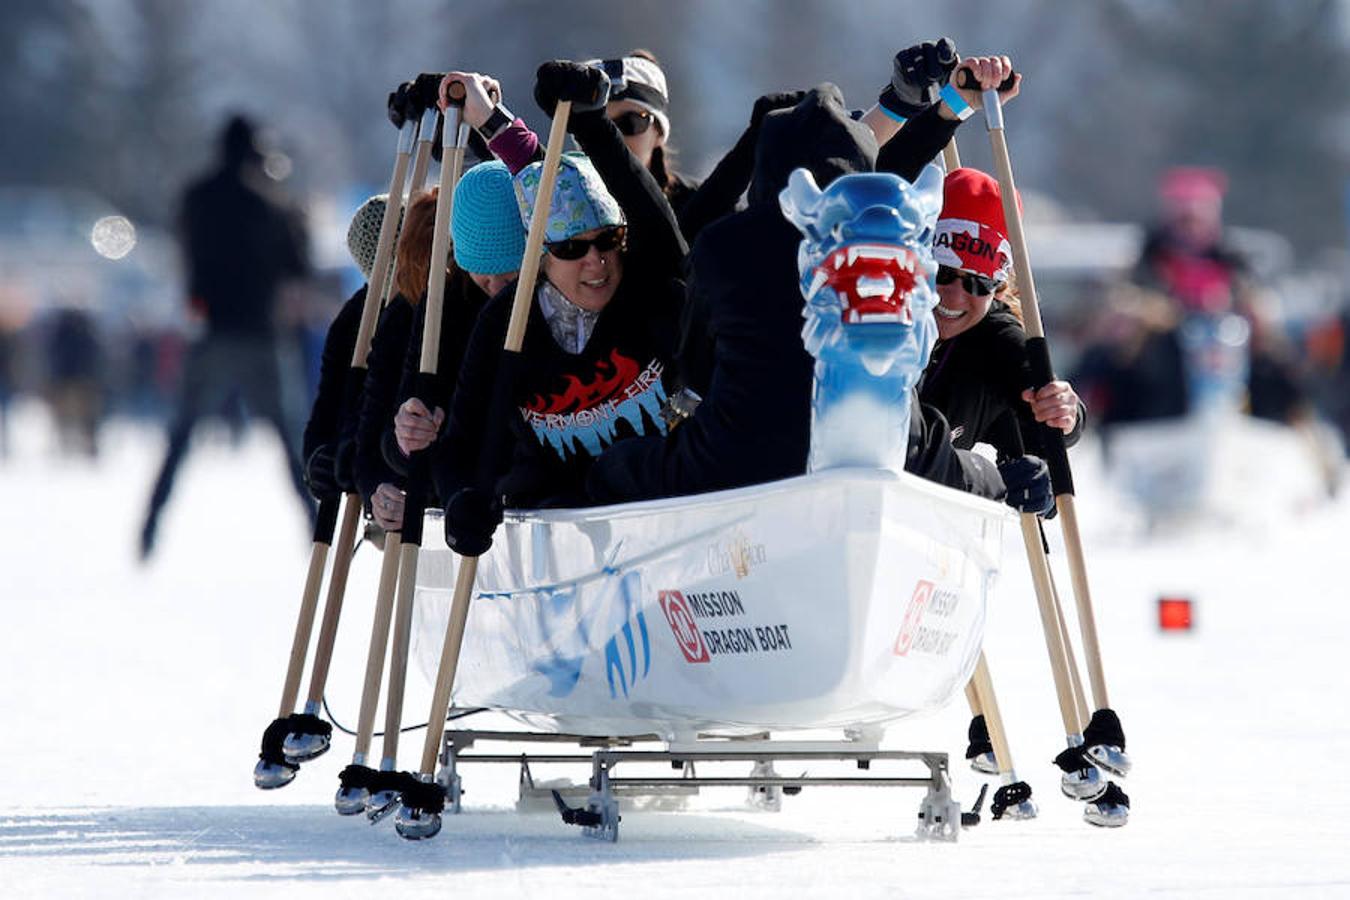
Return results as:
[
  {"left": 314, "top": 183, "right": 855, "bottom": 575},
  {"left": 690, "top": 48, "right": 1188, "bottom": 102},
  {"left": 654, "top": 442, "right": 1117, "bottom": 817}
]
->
[{"left": 780, "top": 162, "right": 945, "bottom": 473}]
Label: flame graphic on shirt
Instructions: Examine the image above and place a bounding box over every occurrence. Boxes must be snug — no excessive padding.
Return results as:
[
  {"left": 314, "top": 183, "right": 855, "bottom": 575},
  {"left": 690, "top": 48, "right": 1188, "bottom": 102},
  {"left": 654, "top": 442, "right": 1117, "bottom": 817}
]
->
[
  {"left": 526, "top": 349, "right": 642, "bottom": 415},
  {"left": 519, "top": 350, "right": 669, "bottom": 458}
]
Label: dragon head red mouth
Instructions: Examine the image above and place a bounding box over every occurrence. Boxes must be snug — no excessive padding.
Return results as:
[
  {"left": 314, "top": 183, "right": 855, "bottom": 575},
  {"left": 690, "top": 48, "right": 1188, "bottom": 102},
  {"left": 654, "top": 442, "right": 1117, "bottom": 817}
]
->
[{"left": 812, "top": 244, "right": 921, "bottom": 326}]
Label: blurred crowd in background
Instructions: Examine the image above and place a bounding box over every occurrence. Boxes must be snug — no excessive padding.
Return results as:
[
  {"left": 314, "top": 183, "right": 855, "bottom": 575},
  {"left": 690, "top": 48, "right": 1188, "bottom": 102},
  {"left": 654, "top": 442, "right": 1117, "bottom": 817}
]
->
[{"left": 2, "top": 0, "right": 1350, "bottom": 463}]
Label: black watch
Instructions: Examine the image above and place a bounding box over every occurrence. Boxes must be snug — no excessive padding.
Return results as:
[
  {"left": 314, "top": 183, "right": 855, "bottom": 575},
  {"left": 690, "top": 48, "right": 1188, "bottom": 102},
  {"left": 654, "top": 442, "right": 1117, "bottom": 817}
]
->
[{"left": 477, "top": 104, "right": 514, "bottom": 142}]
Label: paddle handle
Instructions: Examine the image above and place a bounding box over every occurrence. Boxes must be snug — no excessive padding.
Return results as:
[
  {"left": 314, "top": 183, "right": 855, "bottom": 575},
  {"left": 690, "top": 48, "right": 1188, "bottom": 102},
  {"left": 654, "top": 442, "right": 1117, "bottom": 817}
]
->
[
  {"left": 1056, "top": 495, "right": 1108, "bottom": 708},
  {"left": 980, "top": 90, "right": 1108, "bottom": 707},
  {"left": 969, "top": 652, "right": 1016, "bottom": 776},
  {"left": 414, "top": 101, "right": 574, "bottom": 778},
  {"left": 941, "top": 138, "right": 961, "bottom": 172},
  {"left": 418, "top": 555, "right": 478, "bottom": 774},
  {"left": 304, "top": 494, "right": 362, "bottom": 710},
  {"left": 277, "top": 534, "right": 332, "bottom": 718},
  {"left": 380, "top": 540, "right": 423, "bottom": 764},
  {"left": 351, "top": 118, "right": 418, "bottom": 369},
  {"left": 505, "top": 100, "right": 572, "bottom": 352},
  {"left": 353, "top": 532, "right": 403, "bottom": 758},
  {"left": 1049, "top": 553, "right": 1091, "bottom": 728},
  {"left": 408, "top": 106, "right": 440, "bottom": 196},
  {"left": 1019, "top": 514, "right": 1081, "bottom": 736}
]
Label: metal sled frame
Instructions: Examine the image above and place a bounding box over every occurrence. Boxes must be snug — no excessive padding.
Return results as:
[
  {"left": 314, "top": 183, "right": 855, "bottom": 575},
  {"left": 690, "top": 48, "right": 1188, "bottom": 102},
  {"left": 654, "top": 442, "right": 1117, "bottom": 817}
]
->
[{"left": 435, "top": 727, "right": 963, "bottom": 842}]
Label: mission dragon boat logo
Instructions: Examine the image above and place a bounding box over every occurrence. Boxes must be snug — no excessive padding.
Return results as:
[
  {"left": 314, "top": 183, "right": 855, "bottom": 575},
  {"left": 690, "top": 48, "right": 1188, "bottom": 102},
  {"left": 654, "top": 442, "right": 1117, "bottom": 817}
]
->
[
  {"left": 893, "top": 579, "right": 963, "bottom": 657},
  {"left": 658, "top": 589, "right": 792, "bottom": 664}
]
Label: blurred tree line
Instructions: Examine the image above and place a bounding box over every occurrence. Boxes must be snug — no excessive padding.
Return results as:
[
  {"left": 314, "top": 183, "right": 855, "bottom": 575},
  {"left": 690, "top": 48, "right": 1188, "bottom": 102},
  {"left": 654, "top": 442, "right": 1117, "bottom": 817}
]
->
[{"left": 1, "top": 0, "right": 1346, "bottom": 259}]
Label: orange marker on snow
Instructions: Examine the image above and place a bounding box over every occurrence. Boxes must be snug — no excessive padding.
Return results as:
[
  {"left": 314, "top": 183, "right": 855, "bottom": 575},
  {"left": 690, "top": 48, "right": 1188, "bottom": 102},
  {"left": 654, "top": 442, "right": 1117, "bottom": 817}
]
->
[{"left": 1158, "top": 596, "right": 1194, "bottom": 632}]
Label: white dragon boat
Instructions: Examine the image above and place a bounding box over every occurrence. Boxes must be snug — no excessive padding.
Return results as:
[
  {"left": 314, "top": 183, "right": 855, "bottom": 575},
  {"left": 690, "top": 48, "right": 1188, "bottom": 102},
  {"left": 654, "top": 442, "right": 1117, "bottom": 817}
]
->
[{"left": 412, "top": 467, "right": 1012, "bottom": 740}]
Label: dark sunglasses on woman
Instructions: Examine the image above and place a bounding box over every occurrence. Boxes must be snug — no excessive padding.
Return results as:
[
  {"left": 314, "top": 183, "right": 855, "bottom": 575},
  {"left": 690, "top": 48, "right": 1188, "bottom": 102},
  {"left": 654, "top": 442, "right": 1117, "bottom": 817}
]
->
[
  {"left": 610, "top": 109, "right": 655, "bottom": 137},
  {"left": 935, "top": 265, "right": 1001, "bottom": 297},
  {"left": 546, "top": 225, "right": 627, "bottom": 261}
]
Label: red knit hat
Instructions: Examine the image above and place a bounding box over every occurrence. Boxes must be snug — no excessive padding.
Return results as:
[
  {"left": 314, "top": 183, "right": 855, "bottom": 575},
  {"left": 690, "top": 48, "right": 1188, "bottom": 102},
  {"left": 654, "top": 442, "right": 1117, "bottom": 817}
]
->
[{"left": 934, "top": 168, "right": 1016, "bottom": 281}]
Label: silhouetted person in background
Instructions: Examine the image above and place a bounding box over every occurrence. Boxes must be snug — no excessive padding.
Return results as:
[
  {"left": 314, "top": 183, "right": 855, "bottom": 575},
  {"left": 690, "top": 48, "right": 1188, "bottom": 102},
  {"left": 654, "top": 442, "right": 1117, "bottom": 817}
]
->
[
  {"left": 139, "top": 114, "right": 313, "bottom": 560},
  {"left": 44, "top": 303, "right": 104, "bottom": 457}
]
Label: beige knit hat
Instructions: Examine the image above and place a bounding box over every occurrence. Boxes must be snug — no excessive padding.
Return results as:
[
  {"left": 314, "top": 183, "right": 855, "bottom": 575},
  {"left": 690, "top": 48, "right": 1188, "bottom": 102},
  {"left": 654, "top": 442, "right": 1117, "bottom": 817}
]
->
[{"left": 346, "top": 194, "right": 400, "bottom": 279}]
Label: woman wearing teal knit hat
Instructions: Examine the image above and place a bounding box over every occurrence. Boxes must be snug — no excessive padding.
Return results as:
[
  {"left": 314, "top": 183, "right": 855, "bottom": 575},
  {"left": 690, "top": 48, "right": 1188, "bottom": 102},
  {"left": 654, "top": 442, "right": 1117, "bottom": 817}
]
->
[
  {"left": 367, "top": 163, "right": 529, "bottom": 519},
  {"left": 430, "top": 63, "right": 688, "bottom": 543},
  {"left": 385, "top": 162, "right": 526, "bottom": 509}
]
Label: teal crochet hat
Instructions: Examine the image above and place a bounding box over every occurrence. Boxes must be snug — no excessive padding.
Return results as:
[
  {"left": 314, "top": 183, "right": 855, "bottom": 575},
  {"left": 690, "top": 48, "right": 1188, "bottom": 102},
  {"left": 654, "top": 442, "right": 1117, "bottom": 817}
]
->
[
  {"left": 452, "top": 161, "right": 527, "bottom": 275},
  {"left": 513, "top": 152, "right": 625, "bottom": 247}
]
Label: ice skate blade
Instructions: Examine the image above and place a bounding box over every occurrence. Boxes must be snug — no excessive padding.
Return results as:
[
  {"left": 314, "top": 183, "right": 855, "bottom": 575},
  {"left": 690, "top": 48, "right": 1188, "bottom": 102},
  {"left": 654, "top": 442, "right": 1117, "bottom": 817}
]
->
[
  {"left": 366, "top": 790, "right": 399, "bottom": 823},
  {"left": 1086, "top": 744, "right": 1131, "bottom": 778},
  {"left": 254, "top": 759, "right": 297, "bottom": 790},
  {"left": 1084, "top": 799, "right": 1129, "bottom": 827},
  {"left": 969, "top": 751, "right": 999, "bottom": 776},
  {"left": 1061, "top": 766, "right": 1108, "bottom": 801},
  {"left": 283, "top": 731, "right": 330, "bottom": 764},
  {"left": 1002, "top": 799, "right": 1038, "bottom": 820},
  {"left": 394, "top": 807, "right": 442, "bottom": 841},
  {"left": 334, "top": 786, "right": 369, "bottom": 816}
]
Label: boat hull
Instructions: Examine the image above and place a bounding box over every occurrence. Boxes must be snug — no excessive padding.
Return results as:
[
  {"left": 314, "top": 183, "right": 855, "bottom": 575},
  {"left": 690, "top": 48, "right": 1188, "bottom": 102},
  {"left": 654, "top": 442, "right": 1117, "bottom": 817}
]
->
[{"left": 413, "top": 469, "right": 1012, "bottom": 739}]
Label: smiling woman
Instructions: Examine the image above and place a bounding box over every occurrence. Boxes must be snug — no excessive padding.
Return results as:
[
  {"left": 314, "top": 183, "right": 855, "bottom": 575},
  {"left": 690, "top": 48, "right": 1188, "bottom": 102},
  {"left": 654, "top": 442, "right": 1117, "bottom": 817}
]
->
[{"left": 920, "top": 167, "right": 1085, "bottom": 461}]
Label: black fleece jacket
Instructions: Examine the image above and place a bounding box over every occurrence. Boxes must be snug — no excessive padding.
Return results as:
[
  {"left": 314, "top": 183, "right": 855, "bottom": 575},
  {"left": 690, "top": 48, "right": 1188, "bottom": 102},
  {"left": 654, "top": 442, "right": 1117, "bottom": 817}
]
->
[
  {"left": 354, "top": 296, "right": 414, "bottom": 503},
  {"left": 587, "top": 86, "right": 1004, "bottom": 504},
  {"left": 377, "top": 268, "right": 491, "bottom": 507},
  {"left": 302, "top": 285, "right": 366, "bottom": 467},
  {"left": 920, "top": 301, "right": 1085, "bottom": 462}
]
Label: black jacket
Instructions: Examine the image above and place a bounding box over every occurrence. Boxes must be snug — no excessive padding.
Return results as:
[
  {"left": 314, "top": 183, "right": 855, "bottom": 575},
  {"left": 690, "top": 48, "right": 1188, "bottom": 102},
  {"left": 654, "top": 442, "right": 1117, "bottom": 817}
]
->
[
  {"left": 378, "top": 269, "right": 491, "bottom": 507},
  {"left": 354, "top": 296, "right": 414, "bottom": 503},
  {"left": 302, "top": 286, "right": 366, "bottom": 468},
  {"left": 920, "top": 302, "right": 1085, "bottom": 462},
  {"left": 179, "top": 163, "right": 308, "bottom": 336},
  {"left": 587, "top": 86, "right": 1004, "bottom": 504},
  {"left": 677, "top": 102, "right": 958, "bottom": 396}
]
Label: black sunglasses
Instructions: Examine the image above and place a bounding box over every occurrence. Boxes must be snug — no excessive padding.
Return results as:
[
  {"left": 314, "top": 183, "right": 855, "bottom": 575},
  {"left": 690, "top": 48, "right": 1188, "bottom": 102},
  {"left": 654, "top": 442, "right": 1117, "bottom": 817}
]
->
[
  {"left": 546, "top": 226, "right": 627, "bottom": 261},
  {"left": 611, "top": 109, "right": 655, "bottom": 137},
  {"left": 936, "top": 265, "right": 1000, "bottom": 297}
]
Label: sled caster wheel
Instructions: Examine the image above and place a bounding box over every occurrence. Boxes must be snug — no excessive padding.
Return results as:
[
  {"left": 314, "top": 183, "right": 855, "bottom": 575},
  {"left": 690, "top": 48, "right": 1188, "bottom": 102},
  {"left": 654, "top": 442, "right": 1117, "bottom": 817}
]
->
[
  {"left": 394, "top": 806, "right": 442, "bottom": 841},
  {"left": 580, "top": 797, "right": 620, "bottom": 843},
  {"left": 747, "top": 784, "right": 783, "bottom": 812},
  {"left": 253, "top": 758, "right": 298, "bottom": 790},
  {"left": 747, "top": 761, "right": 783, "bottom": 812},
  {"left": 916, "top": 798, "right": 961, "bottom": 842}
]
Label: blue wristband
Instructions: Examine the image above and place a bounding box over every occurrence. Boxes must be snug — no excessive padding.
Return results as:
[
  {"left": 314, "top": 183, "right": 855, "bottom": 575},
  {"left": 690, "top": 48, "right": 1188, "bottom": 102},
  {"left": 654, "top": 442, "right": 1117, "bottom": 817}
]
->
[
  {"left": 878, "top": 104, "right": 908, "bottom": 125},
  {"left": 939, "top": 83, "right": 974, "bottom": 121}
]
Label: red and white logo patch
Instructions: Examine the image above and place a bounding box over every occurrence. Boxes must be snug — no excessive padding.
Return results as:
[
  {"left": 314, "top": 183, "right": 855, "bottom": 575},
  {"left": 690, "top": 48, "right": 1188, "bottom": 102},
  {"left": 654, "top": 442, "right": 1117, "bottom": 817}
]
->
[
  {"left": 659, "top": 590, "right": 709, "bottom": 664},
  {"left": 893, "top": 580, "right": 935, "bottom": 657},
  {"left": 933, "top": 218, "right": 1011, "bottom": 280}
]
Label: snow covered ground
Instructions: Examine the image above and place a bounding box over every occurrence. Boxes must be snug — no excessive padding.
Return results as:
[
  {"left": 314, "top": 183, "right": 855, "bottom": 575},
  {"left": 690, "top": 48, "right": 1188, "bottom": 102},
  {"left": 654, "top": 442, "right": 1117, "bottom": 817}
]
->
[{"left": 2, "top": 402, "right": 1348, "bottom": 898}]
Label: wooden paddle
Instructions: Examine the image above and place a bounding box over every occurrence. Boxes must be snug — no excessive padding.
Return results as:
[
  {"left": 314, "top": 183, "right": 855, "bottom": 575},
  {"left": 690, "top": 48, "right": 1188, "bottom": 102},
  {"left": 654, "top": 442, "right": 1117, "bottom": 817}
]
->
[{"left": 394, "top": 98, "right": 576, "bottom": 841}]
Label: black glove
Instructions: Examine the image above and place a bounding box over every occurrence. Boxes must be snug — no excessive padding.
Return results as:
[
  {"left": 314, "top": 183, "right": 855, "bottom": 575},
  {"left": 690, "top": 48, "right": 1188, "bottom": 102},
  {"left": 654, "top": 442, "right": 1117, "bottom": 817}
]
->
[
  {"left": 877, "top": 37, "right": 958, "bottom": 119},
  {"left": 304, "top": 444, "right": 340, "bottom": 500},
  {"left": 534, "top": 61, "right": 611, "bottom": 117},
  {"left": 998, "top": 455, "right": 1055, "bottom": 517},
  {"left": 333, "top": 435, "right": 358, "bottom": 495},
  {"left": 750, "top": 91, "right": 806, "bottom": 129},
  {"left": 412, "top": 72, "right": 446, "bottom": 112},
  {"left": 387, "top": 81, "right": 415, "bottom": 129},
  {"left": 444, "top": 487, "right": 503, "bottom": 557}
]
